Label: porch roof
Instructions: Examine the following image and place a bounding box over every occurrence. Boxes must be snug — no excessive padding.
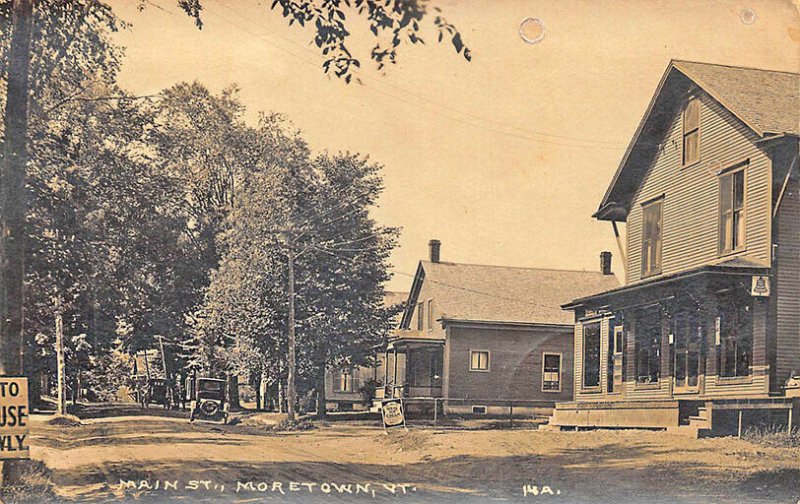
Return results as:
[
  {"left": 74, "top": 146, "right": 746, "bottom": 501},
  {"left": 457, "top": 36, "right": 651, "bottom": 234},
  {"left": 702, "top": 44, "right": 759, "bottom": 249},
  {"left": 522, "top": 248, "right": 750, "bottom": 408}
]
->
[{"left": 563, "top": 260, "right": 769, "bottom": 311}]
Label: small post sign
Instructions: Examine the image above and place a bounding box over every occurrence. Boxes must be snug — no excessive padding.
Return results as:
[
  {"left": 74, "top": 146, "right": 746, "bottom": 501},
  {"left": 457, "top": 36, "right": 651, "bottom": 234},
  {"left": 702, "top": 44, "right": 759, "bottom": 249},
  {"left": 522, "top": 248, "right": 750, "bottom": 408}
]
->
[
  {"left": 380, "top": 398, "right": 406, "bottom": 429},
  {"left": 0, "top": 377, "right": 30, "bottom": 459}
]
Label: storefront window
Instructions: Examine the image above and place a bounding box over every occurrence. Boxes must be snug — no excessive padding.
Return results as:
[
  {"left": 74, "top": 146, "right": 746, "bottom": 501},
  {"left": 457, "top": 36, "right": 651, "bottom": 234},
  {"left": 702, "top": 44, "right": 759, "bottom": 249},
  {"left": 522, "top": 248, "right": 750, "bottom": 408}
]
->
[
  {"left": 636, "top": 309, "right": 661, "bottom": 384},
  {"left": 583, "top": 322, "right": 601, "bottom": 388},
  {"left": 718, "top": 302, "right": 752, "bottom": 378}
]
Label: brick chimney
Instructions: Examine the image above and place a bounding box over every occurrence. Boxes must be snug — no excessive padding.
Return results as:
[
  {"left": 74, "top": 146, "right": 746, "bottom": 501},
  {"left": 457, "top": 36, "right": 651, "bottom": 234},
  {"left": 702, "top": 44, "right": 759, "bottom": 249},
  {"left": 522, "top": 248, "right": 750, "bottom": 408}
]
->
[
  {"left": 600, "top": 251, "right": 613, "bottom": 275},
  {"left": 429, "top": 239, "right": 441, "bottom": 263}
]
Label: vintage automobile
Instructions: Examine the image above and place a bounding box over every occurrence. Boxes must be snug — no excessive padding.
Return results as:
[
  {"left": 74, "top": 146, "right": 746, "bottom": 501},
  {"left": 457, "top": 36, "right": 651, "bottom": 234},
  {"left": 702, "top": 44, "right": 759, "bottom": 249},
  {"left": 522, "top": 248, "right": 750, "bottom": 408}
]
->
[
  {"left": 189, "top": 377, "right": 229, "bottom": 424},
  {"left": 148, "top": 378, "right": 171, "bottom": 409}
]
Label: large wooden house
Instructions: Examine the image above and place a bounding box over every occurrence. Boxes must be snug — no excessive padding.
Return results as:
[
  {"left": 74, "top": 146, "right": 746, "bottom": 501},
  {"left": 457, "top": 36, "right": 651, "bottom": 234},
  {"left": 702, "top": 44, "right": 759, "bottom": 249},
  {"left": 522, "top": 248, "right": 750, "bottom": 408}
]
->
[
  {"left": 382, "top": 240, "right": 618, "bottom": 415},
  {"left": 551, "top": 61, "right": 800, "bottom": 436}
]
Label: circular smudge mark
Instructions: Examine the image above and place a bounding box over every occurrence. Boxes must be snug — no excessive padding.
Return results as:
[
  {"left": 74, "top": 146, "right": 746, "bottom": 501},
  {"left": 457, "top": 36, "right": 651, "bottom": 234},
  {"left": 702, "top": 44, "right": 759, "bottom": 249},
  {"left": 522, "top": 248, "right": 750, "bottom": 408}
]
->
[
  {"left": 740, "top": 7, "right": 756, "bottom": 25},
  {"left": 519, "top": 17, "right": 546, "bottom": 45}
]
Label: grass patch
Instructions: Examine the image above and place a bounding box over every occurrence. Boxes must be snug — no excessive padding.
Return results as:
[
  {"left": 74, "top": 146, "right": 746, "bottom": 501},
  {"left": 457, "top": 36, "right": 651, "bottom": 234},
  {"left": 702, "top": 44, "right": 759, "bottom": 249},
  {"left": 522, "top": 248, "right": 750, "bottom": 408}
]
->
[
  {"left": 0, "top": 460, "right": 55, "bottom": 503},
  {"left": 267, "top": 419, "right": 318, "bottom": 432},
  {"left": 45, "top": 414, "right": 82, "bottom": 427},
  {"left": 743, "top": 424, "right": 800, "bottom": 448}
]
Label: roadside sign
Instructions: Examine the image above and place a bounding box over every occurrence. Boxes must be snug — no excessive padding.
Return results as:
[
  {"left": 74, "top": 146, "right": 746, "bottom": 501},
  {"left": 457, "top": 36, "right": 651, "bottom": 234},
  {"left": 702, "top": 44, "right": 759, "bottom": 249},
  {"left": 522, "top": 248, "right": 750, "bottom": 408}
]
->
[
  {"left": 381, "top": 398, "right": 406, "bottom": 429},
  {"left": 0, "top": 377, "right": 29, "bottom": 459}
]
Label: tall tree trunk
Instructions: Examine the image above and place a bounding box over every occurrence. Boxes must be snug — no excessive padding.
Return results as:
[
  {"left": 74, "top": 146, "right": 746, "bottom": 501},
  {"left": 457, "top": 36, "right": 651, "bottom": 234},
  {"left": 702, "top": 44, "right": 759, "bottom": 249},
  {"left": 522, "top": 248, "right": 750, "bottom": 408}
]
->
[
  {"left": 254, "top": 374, "right": 261, "bottom": 411},
  {"left": 227, "top": 373, "right": 240, "bottom": 411},
  {"left": 0, "top": 0, "right": 33, "bottom": 378},
  {"left": 287, "top": 250, "right": 296, "bottom": 422}
]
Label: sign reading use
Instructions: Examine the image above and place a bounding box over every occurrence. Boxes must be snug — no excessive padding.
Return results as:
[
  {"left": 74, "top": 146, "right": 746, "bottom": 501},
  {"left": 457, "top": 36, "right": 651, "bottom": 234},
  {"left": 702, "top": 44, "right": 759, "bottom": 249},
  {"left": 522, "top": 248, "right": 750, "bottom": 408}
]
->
[
  {"left": 380, "top": 398, "right": 405, "bottom": 429},
  {"left": 0, "top": 377, "right": 30, "bottom": 459}
]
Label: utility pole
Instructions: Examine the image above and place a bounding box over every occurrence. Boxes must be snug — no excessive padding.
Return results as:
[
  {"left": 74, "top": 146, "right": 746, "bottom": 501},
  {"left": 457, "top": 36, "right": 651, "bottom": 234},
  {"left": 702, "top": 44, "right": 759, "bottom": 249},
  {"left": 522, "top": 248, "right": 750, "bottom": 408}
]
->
[
  {"left": 156, "top": 335, "right": 168, "bottom": 379},
  {"left": 286, "top": 247, "right": 297, "bottom": 422},
  {"left": 55, "top": 295, "right": 65, "bottom": 416}
]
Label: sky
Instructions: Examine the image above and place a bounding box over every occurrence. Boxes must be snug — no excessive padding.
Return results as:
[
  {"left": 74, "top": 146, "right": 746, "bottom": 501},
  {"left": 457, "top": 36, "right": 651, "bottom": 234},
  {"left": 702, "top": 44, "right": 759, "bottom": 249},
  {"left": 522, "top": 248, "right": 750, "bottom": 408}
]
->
[{"left": 107, "top": 0, "right": 800, "bottom": 292}]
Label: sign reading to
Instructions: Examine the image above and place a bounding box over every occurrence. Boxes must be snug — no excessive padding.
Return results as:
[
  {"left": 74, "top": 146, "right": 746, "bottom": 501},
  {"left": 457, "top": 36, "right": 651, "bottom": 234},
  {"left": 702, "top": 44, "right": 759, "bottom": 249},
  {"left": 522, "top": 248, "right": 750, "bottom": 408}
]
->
[
  {"left": 751, "top": 275, "right": 770, "bottom": 297},
  {"left": 0, "top": 377, "right": 30, "bottom": 459},
  {"left": 380, "top": 398, "right": 405, "bottom": 429}
]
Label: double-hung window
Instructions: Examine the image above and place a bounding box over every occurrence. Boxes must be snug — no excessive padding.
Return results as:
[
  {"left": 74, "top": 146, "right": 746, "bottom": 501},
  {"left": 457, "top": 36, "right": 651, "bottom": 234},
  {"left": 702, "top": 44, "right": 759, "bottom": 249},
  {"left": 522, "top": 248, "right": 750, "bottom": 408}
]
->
[
  {"left": 470, "top": 350, "right": 490, "bottom": 372},
  {"left": 682, "top": 97, "right": 700, "bottom": 166},
  {"left": 719, "top": 166, "right": 746, "bottom": 254},
  {"left": 542, "top": 353, "right": 562, "bottom": 392},
  {"left": 641, "top": 198, "right": 663, "bottom": 277},
  {"left": 416, "top": 302, "right": 424, "bottom": 331},
  {"left": 336, "top": 368, "right": 354, "bottom": 392}
]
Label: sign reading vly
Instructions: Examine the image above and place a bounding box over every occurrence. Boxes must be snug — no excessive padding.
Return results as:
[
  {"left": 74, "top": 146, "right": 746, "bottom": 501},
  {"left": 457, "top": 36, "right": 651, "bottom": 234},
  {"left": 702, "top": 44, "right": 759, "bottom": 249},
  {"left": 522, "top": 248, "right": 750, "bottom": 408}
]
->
[
  {"left": 0, "top": 377, "right": 30, "bottom": 459},
  {"left": 380, "top": 398, "right": 406, "bottom": 429}
]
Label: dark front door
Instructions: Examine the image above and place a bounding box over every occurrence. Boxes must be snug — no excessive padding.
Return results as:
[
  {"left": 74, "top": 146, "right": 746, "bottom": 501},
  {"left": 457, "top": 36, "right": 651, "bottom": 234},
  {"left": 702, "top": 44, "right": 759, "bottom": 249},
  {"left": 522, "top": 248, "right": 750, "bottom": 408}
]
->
[{"left": 673, "top": 313, "right": 703, "bottom": 392}]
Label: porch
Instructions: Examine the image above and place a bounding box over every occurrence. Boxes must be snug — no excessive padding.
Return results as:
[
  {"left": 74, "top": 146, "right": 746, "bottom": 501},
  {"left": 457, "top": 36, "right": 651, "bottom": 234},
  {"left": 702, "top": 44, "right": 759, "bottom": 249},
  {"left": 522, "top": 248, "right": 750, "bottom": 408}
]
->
[
  {"left": 379, "top": 333, "right": 444, "bottom": 400},
  {"left": 566, "top": 264, "right": 775, "bottom": 405},
  {"left": 547, "top": 397, "right": 798, "bottom": 438}
]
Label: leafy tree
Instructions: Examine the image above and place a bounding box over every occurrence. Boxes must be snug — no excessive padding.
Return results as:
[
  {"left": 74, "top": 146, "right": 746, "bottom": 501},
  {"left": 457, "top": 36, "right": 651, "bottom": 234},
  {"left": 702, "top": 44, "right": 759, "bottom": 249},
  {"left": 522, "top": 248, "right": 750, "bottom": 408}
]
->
[
  {"left": 1, "top": 0, "right": 469, "bottom": 394},
  {"left": 197, "top": 117, "right": 400, "bottom": 417}
]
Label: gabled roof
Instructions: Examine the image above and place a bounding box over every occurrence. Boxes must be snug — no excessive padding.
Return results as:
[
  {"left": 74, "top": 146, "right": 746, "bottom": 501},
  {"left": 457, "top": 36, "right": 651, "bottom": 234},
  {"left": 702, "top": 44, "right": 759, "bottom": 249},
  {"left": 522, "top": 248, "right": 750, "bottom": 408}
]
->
[
  {"left": 384, "top": 290, "right": 409, "bottom": 308},
  {"left": 404, "top": 261, "right": 619, "bottom": 327},
  {"left": 596, "top": 60, "right": 800, "bottom": 221},
  {"left": 383, "top": 290, "right": 408, "bottom": 325}
]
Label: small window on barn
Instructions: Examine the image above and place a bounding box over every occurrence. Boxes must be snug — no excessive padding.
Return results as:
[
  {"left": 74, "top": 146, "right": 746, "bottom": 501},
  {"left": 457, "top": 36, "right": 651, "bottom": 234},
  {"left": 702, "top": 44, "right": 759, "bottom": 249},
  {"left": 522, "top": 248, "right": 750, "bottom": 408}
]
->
[
  {"left": 582, "top": 322, "right": 601, "bottom": 389},
  {"left": 470, "top": 350, "right": 490, "bottom": 372},
  {"left": 542, "top": 353, "right": 562, "bottom": 392},
  {"left": 641, "top": 198, "right": 663, "bottom": 278},
  {"left": 719, "top": 166, "right": 746, "bottom": 255},
  {"left": 682, "top": 97, "right": 700, "bottom": 166},
  {"left": 416, "top": 302, "right": 424, "bottom": 331}
]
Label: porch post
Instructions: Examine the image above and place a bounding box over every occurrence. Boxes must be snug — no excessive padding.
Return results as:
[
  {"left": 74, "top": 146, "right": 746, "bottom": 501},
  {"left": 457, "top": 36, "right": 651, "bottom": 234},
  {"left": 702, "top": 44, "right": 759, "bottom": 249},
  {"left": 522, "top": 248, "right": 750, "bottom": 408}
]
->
[
  {"left": 625, "top": 315, "right": 637, "bottom": 385},
  {"left": 383, "top": 349, "right": 389, "bottom": 385},
  {"left": 660, "top": 305, "right": 671, "bottom": 385}
]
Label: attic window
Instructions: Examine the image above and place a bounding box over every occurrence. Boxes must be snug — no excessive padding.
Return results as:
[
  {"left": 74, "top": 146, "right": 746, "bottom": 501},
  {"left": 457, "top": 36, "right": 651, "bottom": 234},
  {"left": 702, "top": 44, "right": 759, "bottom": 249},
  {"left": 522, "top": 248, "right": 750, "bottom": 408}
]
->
[{"left": 682, "top": 97, "right": 700, "bottom": 166}]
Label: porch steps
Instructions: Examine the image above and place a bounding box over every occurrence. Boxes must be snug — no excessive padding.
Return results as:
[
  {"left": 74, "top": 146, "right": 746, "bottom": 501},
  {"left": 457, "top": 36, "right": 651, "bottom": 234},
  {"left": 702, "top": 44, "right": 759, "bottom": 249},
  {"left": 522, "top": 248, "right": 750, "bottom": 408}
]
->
[
  {"left": 669, "top": 406, "right": 712, "bottom": 438},
  {"left": 537, "top": 422, "right": 565, "bottom": 432}
]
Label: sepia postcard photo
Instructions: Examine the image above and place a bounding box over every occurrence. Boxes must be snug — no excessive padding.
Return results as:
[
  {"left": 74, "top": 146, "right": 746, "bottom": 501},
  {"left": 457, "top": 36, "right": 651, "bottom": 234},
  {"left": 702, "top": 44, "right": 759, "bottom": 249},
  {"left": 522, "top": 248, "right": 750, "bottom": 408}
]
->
[{"left": 0, "top": 0, "right": 798, "bottom": 502}]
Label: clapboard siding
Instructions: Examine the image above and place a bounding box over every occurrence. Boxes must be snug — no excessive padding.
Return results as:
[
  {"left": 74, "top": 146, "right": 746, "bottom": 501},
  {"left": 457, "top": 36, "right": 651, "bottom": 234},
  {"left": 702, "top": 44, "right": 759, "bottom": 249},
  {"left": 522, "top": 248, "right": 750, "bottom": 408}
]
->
[
  {"left": 776, "top": 176, "right": 800, "bottom": 387},
  {"left": 626, "top": 91, "right": 772, "bottom": 284}
]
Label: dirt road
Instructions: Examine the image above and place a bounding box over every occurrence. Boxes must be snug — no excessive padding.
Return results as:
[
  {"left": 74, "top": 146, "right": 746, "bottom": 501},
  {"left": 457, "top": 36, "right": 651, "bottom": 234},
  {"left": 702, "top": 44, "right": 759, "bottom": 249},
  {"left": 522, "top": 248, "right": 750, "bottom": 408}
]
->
[{"left": 20, "top": 411, "right": 800, "bottom": 503}]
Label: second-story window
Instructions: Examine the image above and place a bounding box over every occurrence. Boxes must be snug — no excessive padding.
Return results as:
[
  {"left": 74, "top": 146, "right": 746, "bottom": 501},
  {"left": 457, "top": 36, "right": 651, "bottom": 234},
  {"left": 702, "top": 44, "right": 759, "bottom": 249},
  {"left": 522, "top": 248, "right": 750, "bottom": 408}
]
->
[
  {"left": 719, "top": 167, "right": 746, "bottom": 254},
  {"left": 427, "top": 299, "right": 433, "bottom": 330},
  {"left": 682, "top": 97, "right": 700, "bottom": 166},
  {"left": 416, "top": 302, "right": 424, "bottom": 331},
  {"left": 641, "top": 198, "right": 663, "bottom": 277}
]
